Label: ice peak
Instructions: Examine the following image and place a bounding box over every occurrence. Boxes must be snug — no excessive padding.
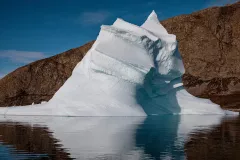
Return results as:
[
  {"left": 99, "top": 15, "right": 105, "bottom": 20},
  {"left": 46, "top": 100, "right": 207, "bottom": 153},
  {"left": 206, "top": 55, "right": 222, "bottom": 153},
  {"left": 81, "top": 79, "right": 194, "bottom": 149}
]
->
[
  {"left": 147, "top": 10, "right": 159, "bottom": 22},
  {"left": 142, "top": 10, "right": 169, "bottom": 36}
]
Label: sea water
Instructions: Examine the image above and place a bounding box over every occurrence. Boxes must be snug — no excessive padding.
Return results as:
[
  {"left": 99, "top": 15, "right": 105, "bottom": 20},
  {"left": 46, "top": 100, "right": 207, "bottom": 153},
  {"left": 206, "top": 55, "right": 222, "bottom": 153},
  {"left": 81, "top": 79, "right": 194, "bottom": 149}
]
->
[{"left": 0, "top": 115, "right": 239, "bottom": 160}]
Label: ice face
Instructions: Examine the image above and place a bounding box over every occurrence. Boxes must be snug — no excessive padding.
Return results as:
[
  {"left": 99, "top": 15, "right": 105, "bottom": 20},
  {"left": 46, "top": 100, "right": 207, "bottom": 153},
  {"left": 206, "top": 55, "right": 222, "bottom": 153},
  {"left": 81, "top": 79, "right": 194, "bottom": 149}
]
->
[
  {"left": 0, "top": 11, "right": 238, "bottom": 116},
  {"left": 141, "top": 11, "right": 185, "bottom": 78}
]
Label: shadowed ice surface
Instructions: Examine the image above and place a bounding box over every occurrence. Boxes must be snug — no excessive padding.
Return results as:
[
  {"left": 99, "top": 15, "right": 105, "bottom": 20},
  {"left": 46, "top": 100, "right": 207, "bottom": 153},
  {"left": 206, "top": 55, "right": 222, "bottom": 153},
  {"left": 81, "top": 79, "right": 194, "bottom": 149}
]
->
[{"left": 0, "top": 115, "right": 239, "bottom": 160}]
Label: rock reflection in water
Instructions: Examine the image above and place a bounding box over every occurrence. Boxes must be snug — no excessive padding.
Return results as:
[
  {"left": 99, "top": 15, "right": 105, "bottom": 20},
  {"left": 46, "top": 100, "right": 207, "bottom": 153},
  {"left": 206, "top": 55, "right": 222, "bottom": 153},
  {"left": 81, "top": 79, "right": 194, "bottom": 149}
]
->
[
  {"left": 185, "top": 116, "right": 240, "bottom": 160},
  {"left": 0, "top": 117, "right": 145, "bottom": 160},
  {"left": 0, "top": 121, "right": 71, "bottom": 159}
]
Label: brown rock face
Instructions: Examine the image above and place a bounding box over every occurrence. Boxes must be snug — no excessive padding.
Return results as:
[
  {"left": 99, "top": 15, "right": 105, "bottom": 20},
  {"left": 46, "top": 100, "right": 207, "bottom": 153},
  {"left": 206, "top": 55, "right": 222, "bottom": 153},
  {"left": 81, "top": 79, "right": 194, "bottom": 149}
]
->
[
  {"left": 161, "top": 2, "right": 240, "bottom": 110},
  {"left": 0, "top": 41, "right": 94, "bottom": 106},
  {"left": 0, "top": 2, "right": 239, "bottom": 109}
]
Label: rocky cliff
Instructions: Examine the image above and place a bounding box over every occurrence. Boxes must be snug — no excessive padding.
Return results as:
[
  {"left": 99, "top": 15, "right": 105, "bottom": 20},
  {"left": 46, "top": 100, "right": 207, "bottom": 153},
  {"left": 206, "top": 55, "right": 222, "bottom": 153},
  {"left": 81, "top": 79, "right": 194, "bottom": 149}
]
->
[
  {"left": 0, "top": 2, "right": 239, "bottom": 109},
  {"left": 0, "top": 41, "right": 94, "bottom": 106},
  {"left": 161, "top": 1, "right": 240, "bottom": 110}
]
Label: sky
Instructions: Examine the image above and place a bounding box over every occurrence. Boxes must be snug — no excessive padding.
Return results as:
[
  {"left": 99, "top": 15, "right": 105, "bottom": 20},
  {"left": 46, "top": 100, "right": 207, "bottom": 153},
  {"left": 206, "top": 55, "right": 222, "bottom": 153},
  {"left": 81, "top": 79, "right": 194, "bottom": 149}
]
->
[{"left": 0, "top": 0, "right": 238, "bottom": 78}]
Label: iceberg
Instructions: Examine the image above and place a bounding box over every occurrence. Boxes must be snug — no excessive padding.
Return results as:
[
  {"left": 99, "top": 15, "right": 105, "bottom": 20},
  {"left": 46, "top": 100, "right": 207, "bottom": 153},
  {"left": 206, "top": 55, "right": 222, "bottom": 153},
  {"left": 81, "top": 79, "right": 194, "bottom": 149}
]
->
[{"left": 0, "top": 11, "right": 238, "bottom": 116}]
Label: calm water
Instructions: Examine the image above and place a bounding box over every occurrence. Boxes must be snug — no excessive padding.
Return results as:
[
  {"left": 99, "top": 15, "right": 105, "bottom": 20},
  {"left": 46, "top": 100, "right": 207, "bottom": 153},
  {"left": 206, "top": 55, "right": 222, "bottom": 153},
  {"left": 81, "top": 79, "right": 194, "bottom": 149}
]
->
[{"left": 0, "top": 115, "right": 239, "bottom": 160}]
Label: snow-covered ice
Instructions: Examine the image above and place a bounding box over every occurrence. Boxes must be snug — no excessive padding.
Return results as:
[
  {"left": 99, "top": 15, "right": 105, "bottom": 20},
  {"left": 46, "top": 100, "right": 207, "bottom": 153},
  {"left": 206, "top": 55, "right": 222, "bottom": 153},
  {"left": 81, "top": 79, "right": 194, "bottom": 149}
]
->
[{"left": 0, "top": 11, "right": 238, "bottom": 116}]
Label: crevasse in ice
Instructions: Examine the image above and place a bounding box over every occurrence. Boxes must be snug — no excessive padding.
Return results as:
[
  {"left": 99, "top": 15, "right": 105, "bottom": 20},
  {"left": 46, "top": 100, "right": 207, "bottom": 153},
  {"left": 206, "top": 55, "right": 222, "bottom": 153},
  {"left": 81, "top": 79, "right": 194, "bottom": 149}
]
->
[{"left": 0, "top": 11, "right": 238, "bottom": 116}]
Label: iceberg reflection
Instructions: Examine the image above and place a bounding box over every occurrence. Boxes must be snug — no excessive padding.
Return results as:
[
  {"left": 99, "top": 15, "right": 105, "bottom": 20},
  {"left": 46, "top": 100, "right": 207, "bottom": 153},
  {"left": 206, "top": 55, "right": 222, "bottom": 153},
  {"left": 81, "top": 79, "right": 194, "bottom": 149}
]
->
[{"left": 0, "top": 115, "right": 238, "bottom": 159}]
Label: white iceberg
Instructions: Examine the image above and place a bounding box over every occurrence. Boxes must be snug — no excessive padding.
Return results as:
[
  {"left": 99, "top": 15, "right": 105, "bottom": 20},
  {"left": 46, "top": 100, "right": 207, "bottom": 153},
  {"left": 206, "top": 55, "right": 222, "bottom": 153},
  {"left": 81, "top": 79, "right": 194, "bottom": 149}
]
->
[{"left": 0, "top": 11, "right": 238, "bottom": 116}]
